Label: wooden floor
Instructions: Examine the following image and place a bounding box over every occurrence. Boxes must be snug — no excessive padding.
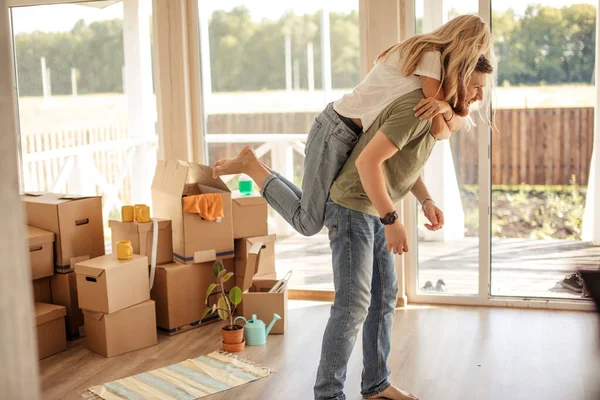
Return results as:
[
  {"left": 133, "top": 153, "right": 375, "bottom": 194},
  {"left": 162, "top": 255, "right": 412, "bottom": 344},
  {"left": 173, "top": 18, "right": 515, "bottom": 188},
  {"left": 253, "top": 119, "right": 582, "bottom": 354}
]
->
[{"left": 41, "top": 301, "right": 600, "bottom": 400}]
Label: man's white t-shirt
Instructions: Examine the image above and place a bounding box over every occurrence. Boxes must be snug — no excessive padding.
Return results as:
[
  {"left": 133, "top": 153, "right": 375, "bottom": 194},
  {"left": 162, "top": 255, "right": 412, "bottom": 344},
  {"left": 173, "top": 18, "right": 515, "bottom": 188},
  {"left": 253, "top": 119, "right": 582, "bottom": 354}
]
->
[{"left": 333, "top": 50, "right": 442, "bottom": 132}]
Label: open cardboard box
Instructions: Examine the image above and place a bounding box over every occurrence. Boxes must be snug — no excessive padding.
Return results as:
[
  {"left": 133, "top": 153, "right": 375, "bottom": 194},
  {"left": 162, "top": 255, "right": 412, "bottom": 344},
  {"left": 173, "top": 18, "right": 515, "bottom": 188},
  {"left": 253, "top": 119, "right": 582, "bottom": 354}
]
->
[
  {"left": 74, "top": 254, "right": 150, "bottom": 314},
  {"left": 235, "top": 241, "right": 261, "bottom": 292},
  {"left": 22, "top": 193, "right": 105, "bottom": 273},
  {"left": 35, "top": 302, "right": 67, "bottom": 359},
  {"left": 109, "top": 218, "right": 173, "bottom": 265},
  {"left": 151, "top": 259, "right": 235, "bottom": 335},
  {"left": 151, "top": 160, "right": 234, "bottom": 264},
  {"left": 231, "top": 191, "right": 268, "bottom": 239},
  {"left": 83, "top": 300, "right": 157, "bottom": 358},
  {"left": 242, "top": 279, "right": 288, "bottom": 335},
  {"left": 235, "top": 234, "right": 276, "bottom": 289},
  {"left": 27, "top": 226, "right": 55, "bottom": 280}
]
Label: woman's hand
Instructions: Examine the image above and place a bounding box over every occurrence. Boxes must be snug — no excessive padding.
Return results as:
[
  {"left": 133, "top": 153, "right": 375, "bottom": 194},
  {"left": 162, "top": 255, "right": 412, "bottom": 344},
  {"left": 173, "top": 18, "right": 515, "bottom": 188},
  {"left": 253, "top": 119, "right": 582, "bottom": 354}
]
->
[
  {"left": 413, "top": 98, "right": 452, "bottom": 121},
  {"left": 384, "top": 222, "right": 409, "bottom": 254},
  {"left": 423, "top": 202, "right": 444, "bottom": 231}
]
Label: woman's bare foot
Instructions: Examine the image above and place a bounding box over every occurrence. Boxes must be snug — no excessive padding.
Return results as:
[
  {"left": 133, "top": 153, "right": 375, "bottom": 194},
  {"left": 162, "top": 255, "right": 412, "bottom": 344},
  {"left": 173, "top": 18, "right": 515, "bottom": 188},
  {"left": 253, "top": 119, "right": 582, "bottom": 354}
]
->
[
  {"left": 213, "top": 146, "right": 259, "bottom": 178},
  {"left": 364, "top": 385, "right": 419, "bottom": 400},
  {"left": 213, "top": 159, "right": 227, "bottom": 170}
]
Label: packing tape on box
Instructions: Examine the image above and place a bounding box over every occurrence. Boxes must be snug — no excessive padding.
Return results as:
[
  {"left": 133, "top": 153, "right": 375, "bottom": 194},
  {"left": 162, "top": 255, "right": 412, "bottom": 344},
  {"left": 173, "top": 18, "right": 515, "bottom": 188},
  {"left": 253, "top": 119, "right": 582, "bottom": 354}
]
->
[{"left": 149, "top": 218, "right": 158, "bottom": 290}]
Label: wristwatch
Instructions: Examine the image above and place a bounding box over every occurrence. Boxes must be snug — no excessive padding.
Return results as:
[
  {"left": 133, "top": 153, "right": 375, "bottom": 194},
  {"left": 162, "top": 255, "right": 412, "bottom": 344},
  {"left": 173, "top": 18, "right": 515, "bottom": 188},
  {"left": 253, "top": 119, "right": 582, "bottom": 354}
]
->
[{"left": 380, "top": 211, "right": 398, "bottom": 225}]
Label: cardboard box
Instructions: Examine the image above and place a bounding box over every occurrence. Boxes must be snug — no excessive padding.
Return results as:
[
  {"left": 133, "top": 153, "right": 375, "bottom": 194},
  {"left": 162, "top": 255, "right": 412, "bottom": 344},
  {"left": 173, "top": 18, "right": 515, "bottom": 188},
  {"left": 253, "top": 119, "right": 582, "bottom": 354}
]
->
[
  {"left": 151, "top": 160, "right": 234, "bottom": 264},
  {"left": 232, "top": 191, "right": 268, "bottom": 239},
  {"left": 50, "top": 272, "right": 85, "bottom": 339},
  {"left": 27, "top": 226, "right": 55, "bottom": 279},
  {"left": 32, "top": 277, "right": 51, "bottom": 303},
  {"left": 151, "top": 259, "right": 235, "bottom": 335},
  {"left": 74, "top": 254, "right": 149, "bottom": 314},
  {"left": 235, "top": 242, "right": 261, "bottom": 292},
  {"left": 22, "top": 193, "right": 105, "bottom": 273},
  {"left": 35, "top": 302, "right": 67, "bottom": 359},
  {"left": 242, "top": 279, "right": 288, "bottom": 335},
  {"left": 235, "top": 234, "right": 277, "bottom": 290},
  {"left": 83, "top": 300, "right": 157, "bottom": 357},
  {"left": 109, "top": 219, "right": 173, "bottom": 265}
]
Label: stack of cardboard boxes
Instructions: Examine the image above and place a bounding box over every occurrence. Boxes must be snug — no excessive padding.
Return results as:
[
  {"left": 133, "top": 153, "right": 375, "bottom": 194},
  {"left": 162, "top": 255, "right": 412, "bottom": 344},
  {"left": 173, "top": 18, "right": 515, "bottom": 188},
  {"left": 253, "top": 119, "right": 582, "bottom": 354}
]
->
[
  {"left": 23, "top": 193, "right": 105, "bottom": 358},
  {"left": 235, "top": 234, "right": 288, "bottom": 334},
  {"left": 21, "top": 159, "right": 289, "bottom": 361},
  {"left": 148, "top": 160, "right": 288, "bottom": 335},
  {"left": 74, "top": 254, "right": 157, "bottom": 357},
  {"left": 27, "top": 225, "right": 67, "bottom": 360},
  {"left": 148, "top": 161, "right": 239, "bottom": 334},
  {"left": 23, "top": 193, "right": 160, "bottom": 359}
]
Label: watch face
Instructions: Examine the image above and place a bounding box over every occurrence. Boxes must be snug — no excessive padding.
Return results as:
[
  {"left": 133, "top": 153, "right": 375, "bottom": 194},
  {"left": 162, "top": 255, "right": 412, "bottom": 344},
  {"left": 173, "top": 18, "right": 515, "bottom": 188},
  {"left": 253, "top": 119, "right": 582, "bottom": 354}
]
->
[{"left": 382, "top": 212, "right": 397, "bottom": 225}]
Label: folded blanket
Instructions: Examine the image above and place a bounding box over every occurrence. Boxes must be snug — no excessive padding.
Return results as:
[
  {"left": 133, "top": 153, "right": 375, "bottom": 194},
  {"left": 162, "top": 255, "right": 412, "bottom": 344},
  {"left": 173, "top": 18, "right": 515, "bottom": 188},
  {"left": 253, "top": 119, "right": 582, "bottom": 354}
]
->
[{"left": 183, "top": 193, "right": 224, "bottom": 221}]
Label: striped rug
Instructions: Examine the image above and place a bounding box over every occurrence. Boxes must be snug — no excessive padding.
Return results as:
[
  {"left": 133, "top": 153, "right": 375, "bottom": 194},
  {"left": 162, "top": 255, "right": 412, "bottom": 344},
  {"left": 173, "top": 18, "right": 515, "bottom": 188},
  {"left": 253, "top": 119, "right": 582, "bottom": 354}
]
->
[{"left": 83, "top": 351, "right": 273, "bottom": 399}]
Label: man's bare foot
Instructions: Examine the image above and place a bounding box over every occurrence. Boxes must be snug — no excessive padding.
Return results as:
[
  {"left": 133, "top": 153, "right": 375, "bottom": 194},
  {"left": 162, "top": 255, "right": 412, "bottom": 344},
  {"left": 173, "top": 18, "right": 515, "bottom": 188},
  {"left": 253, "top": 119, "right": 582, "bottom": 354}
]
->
[
  {"left": 213, "top": 146, "right": 259, "bottom": 178},
  {"left": 364, "top": 385, "right": 419, "bottom": 400}
]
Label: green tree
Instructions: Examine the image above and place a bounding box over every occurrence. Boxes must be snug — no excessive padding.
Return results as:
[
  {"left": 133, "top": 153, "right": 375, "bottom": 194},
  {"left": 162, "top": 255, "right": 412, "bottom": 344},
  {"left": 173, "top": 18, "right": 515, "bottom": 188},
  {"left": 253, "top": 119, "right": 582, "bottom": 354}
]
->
[
  {"left": 494, "top": 4, "right": 596, "bottom": 85},
  {"left": 15, "top": 18, "right": 124, "bottom": 96},
  {"left": 13, "top": 5, "right": 597, "bottom": 95}
]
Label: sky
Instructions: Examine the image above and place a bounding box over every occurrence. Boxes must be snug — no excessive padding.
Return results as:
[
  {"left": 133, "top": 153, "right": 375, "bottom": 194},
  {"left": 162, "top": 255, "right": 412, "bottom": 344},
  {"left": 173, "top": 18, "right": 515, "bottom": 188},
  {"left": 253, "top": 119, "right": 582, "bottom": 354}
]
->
[{"left": 10, "top": 0, "right": 597, "bottom": 35}]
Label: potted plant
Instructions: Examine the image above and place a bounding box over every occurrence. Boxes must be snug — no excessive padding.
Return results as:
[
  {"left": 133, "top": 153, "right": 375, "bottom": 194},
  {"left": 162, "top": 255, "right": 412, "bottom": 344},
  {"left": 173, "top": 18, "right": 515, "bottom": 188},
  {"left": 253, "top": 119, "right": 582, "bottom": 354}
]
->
[{"left": 202, "top": 260, "right": 244, "bottom": 352}]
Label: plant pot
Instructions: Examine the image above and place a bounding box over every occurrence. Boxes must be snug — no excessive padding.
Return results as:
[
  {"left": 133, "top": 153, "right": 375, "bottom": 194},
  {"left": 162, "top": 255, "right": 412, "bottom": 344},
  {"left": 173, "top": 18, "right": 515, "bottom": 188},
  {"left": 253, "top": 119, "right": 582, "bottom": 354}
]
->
[
  {"left": 223, "top": 339, "right": 245, "bottom": 353},
  {"left": 221, "top": 324, "right": 244, "bottom": 344}
]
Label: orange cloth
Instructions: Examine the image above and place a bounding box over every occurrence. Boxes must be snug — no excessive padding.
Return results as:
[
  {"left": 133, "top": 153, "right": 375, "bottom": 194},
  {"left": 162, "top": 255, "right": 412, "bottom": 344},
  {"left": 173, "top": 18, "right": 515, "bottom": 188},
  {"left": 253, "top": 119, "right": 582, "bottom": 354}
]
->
[{"left": 182, "top": 194, "right": 224, "bottom": 221}]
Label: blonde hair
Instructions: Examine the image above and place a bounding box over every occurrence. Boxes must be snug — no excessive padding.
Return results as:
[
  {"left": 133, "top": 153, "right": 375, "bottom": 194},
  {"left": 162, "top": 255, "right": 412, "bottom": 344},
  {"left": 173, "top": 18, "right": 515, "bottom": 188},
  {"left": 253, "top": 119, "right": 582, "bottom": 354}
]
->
[{"left": 376, "top": 15, "right": 493, "bottom": 110}]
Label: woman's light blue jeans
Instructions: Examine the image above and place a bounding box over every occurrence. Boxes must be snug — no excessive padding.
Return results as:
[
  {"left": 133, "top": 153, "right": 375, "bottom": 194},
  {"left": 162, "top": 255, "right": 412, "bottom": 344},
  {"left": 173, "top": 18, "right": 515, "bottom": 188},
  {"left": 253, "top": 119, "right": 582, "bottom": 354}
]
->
[{"left": 261, "top": 103, "right": 360, "bottom": 236}]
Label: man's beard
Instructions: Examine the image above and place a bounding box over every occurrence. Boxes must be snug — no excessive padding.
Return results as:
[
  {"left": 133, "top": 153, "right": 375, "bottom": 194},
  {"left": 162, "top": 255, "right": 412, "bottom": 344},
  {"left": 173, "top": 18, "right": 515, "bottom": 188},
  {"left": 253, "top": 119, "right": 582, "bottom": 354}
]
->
[{"left": 451, "top": 81, "right": 470, "bottom": 117}]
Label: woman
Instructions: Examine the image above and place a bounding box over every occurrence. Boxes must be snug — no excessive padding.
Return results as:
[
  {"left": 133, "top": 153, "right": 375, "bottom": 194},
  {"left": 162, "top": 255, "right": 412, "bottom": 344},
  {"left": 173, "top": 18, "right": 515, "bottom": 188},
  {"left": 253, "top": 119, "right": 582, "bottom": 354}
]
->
[
  {"left": 214, "top": 56, "right": 493, "bottom": 400},
  {"left": 213, "top": 15, "right": 492, "bottom": 237}
]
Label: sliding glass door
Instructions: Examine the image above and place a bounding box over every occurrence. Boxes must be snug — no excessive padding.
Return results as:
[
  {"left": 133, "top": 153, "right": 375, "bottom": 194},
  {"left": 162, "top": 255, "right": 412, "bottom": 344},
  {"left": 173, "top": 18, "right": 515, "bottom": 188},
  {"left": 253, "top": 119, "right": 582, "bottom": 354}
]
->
[
  {"left": 489, "top": 0, "right": 599, "bottom": 300},
  {"left": 409, "top": 0, "right": 599, "bottom": 308}
]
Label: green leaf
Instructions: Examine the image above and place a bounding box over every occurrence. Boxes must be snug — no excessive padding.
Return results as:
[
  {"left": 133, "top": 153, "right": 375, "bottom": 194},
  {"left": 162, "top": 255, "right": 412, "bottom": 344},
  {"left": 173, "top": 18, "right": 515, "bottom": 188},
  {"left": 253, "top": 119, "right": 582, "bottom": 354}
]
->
[
  {"left": 205, "top": 283, "right": 217, "bottom": 302},
  {"left": 218, "top": 269, "right": 227, "bottom": 279},
  {"left": 222, "top": 272, "right": 234, "bottom": 283},
  {"left": 201, "top": 306, "right": 212, "bottom": 321},
  {"left": 229, "top": 286, "right": 242, "bottom": 306},
  {"left": 217, "top": 297, "right": 229, "bottom": 320},
  {"left": 212, "top": 303, "right": 217, "bottom": 313},
  {"left": 213, "top": 260, "right": 224, "bottom": 277}
]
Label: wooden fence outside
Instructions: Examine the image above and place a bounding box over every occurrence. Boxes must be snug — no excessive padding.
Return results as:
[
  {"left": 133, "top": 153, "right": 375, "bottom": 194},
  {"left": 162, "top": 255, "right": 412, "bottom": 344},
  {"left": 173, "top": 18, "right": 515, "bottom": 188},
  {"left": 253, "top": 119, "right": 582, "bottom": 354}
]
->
[
  {"left": 206, "top": 107, "right": 595, "bottom": 186},
  {"left": 22, "top": 124, "right": 132, "bottom": 205},
  {"left": 491, "top": 107, "right": 594, "bottom": 186},
  {"left": 21, "top": 107, "right": 595, "bottom": 192}
]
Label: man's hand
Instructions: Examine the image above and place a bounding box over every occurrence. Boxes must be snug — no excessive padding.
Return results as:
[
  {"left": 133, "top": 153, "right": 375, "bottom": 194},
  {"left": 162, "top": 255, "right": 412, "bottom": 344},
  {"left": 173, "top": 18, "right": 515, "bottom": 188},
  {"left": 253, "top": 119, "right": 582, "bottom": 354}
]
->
[
  {"left": 423, "top": 202, "right": 444, "bottom": 231},
  {"left": 384, "top": 222, "right": 409, "bottom": 254},
  {"left": 413, "top": 98, "right": 452, "bottom": 121}
]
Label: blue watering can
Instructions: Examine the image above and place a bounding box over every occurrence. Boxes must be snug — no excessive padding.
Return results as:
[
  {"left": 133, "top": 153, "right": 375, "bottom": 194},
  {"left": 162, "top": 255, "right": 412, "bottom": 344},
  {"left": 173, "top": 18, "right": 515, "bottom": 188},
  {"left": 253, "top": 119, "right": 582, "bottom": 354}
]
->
[{"left": 233, "top": 314, "right": 281, "bottom": 346}]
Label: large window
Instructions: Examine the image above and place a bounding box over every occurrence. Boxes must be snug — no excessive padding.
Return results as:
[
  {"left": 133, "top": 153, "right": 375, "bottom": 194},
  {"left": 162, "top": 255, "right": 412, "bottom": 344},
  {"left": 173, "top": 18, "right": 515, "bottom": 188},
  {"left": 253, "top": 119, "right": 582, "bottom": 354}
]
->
[
  {"left": 490, "top": 0, "right": 598, "bottom": 299},
  {"left": 198, "top": 0, "right": 360, "bottom": 291},
  {"left": 11, "top": 0, "right": 157, "bottom": 250}
]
